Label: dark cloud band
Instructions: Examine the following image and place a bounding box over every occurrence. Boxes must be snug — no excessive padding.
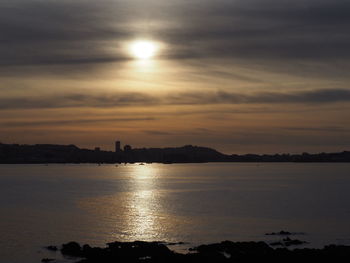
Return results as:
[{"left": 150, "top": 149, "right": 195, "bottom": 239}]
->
[
  {"left": 0, "top": 0, "right": 349, "bottom": 70},
  {"left": 1, "top": 89, "right": 349, "bottom": 110}
]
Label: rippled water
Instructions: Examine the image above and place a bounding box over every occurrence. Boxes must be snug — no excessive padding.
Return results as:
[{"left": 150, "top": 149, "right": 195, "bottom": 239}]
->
[{"left": 1, "top": 163, "right": 350, "bottom": 263}]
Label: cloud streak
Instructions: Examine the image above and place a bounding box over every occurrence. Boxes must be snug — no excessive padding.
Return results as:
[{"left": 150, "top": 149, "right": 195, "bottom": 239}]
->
[
  {"left": 0, "top": 0, "right": 349, "bottom": 71},
  {"left": 1, "top": 89, "right": 349, "bottom": 110},
  {"left": 1, "top": 117, "right": 156, "bottom": 127}
]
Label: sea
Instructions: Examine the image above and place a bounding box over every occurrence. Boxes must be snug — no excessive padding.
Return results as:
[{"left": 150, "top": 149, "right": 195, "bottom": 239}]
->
[{"left": 0, "top": 163, "right": 350, "bottom": 263}]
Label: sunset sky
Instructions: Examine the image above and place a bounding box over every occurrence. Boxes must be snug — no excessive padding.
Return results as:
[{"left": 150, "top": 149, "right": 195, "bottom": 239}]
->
[{"left": 1, "top": 0, "right": 350, "bottom": 153}]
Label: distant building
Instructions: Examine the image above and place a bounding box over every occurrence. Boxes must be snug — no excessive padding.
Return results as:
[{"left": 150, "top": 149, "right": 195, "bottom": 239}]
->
[
  {"left": 94, "top": 147, "right": 101, "bottom": 152},
  {"left": 124, "top": 144, "right": 132, "bottom": 152},
  {"left": 115, "top": 141, "right": 121, "bottom": 152}
]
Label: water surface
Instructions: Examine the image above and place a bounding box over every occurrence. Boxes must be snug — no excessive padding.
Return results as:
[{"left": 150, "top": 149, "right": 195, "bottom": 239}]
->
[{"left": 1, "top": 163, "right": 350, "bottom": 262}]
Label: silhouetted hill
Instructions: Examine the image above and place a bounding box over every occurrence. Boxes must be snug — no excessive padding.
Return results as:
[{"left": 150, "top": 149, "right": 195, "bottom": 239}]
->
[
  {"left": 0, "top": 143, "right": 349, "bottom": 164},
  {"left": 0, "top": 143, "right": 116, "bottom": 164},
  {"left": 130, "top": 145, "right": 228, "bottom": 163}
]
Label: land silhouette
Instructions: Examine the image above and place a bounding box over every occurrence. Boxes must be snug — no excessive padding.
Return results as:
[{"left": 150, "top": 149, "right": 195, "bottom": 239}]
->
[{"left": 1, "top": 142, "right": 349, "bottom": 164}]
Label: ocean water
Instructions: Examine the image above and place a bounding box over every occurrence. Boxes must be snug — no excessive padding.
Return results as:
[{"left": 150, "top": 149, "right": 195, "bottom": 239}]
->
[{"left": 0, "top": 163, "right": 350, "bottom": 263}]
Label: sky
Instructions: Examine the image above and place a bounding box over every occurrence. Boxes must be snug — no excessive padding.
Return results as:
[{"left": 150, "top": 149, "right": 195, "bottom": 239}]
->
[{"left": 0, "top": 0, "right": 350, "bottom": 154}]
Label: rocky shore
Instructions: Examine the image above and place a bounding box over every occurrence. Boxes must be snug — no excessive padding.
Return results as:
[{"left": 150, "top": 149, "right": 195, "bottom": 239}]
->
[{"left": 43, "top": 239, "right": 350, "bottom": 263}]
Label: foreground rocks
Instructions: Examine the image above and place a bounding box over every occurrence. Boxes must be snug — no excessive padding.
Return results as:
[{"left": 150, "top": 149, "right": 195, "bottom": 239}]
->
[{"left": 46, "top": 240, "right": 350, "bottom": 263}]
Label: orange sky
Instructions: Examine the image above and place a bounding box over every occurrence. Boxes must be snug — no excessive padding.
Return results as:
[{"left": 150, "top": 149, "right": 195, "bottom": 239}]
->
[{"left": 0, "top": 0, "right": 350, "bottom": 154}]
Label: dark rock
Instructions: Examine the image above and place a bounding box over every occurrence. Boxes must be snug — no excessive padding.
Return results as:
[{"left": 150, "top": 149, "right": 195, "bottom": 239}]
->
[
  {"left": 279, "top": 231, "right": 292, "bottom": 235},
  {"left": 270, "top": 242, "right": 284, "bottom": 246},
  {"left": 61, "top": 241, "right": 82, "bottom": 257},
  {"left": 81, "top": 244, "right": 106, "bottom": 261},
  {"left": 49, "top": 240, "right": 350, "bottom": 263},
  {"left": 41, "top": 258, "right": 55, "bottom": 263},
  {"left": 265, "top": 230, "right": 292, "bottom": 236},
  {"left": 282, "top": 237, "right": 308, "bottom": 247},
  {"left": 106, "top": 241, "right": 175, "bottom": 259},
  {"left": 45, "top": 245, "right": 58, "bottom": 251},
  {"left": 163, "top": 242, "right": 187, "bottom": 246},
  {"left": 190, "top": 241, "right": 274, "bottom": 262}
]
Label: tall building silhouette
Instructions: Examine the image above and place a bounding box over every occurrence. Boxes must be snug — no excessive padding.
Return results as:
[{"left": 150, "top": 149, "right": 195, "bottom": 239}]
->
[{"left": 115, "top": 141, "right": 121, "bottom": 152}]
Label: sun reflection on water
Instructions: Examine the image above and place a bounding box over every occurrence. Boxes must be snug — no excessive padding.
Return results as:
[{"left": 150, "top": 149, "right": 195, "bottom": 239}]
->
[
  {"left": 124, "top": 165, "right": 162, "bottom": 240},
  {"left": 77, "top": 164, "right": 189, "bottom": 243}
]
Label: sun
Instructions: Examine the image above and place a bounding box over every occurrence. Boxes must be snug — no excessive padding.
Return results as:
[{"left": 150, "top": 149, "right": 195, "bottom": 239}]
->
[{"left": 130, "top": 40, "right": 158, "bottom": 60}]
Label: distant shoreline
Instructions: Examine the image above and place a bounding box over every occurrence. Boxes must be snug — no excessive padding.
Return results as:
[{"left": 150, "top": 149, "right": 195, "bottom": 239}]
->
[
  {"left": 1, "top": 161, "right": 350, "bottom": 165},
  {"left": 1, "top": 143, "right": 350, "bottom": 164}
]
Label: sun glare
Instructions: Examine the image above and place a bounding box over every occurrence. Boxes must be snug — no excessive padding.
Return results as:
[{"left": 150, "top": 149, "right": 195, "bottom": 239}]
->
[{"left": 130, "top": 41, "right": 158, "bottom": 60}]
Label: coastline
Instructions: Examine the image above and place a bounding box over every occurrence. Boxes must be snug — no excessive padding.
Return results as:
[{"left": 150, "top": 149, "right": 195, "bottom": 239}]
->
[{"left": 1, "top": 143, "right": 350, "bottom": 164}]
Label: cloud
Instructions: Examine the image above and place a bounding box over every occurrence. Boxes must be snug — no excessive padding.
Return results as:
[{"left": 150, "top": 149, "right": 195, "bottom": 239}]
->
[
  {"left": 0, "top": 0, "right": 349, "bottom": 74},
  {"left": 0, "top": 92, "right": 159, "bottom": 109},
  {"left": 1, "top": 117, "right": 156, "bottom": 127},
  {"left": 1, "top": 89, "right": 349, "bottom": 110},
  {"left": 142, "top": 128, "right": 213, "bottom": 136},
  {"left": 163, "top": 0, "right": 350, "bottom": 60},
  {"left": 169, "top": 89, "right": 350, "bottom": 105},
  {"left": 0, "top": 0, "right": 132, "bottom": 69},
  {"left": 281, "top": 126, "right": 349, "bottom": 132},
  {"left": 143, "top": 130, "right": 173, "bottom": 136}
]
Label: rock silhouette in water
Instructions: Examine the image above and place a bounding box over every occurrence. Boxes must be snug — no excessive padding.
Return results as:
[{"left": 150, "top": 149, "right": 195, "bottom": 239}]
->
[
  {"left": 265, "top": 230, "right": 292, "bottom": 236},
  {"left": 45, "top": 240, "right": 350, "bottom": 263}
]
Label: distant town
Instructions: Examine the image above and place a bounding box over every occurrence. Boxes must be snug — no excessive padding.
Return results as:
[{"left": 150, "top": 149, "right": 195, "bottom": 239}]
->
[{"left": 0, "top": 141, "right": 350, "bottom": 164}]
